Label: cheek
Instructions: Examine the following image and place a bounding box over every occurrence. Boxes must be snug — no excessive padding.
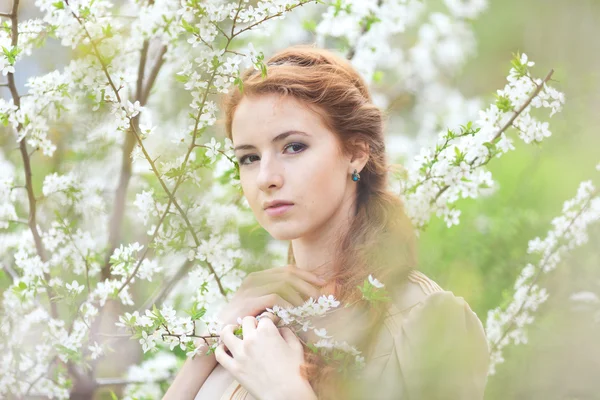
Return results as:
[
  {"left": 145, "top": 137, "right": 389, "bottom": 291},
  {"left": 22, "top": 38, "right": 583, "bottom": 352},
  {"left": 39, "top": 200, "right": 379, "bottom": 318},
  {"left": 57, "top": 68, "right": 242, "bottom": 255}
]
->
[
  {"left": 299, "top": 158, "right": 347, "bottom": 211},
  {"left": 240, "top": 174, "right": 260, "bottom": 210}
]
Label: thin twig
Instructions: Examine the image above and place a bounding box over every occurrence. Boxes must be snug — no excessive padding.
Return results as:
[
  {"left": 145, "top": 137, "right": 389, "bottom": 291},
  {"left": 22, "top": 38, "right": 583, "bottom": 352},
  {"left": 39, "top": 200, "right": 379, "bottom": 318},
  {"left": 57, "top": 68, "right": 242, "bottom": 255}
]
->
[
  {"left": 2, "top": 262, "right": 18, "bottom": 281},
  {"left": 489, "top": 189, "right": 599, "bottom": 352},
  {"left": 140, "top": 44, "right": 167, "bottom": 105},
  {"left": 6, "top": 0, "right": 58, "bottom": 319},
  {"left": 346, "top": 0, "right": 383, "bottom": 60},
  {"left": 139, "top": 259, "right": 194, "bottom": 310},
  {"left": 423, "top": 69, "right": 555, "bottom": 205},
  {"left": 95, "top": 376, "right": 172, "bottom": 387},
  {"left": 101, "top": 38, "right": 150, "bottom": 280},
  {"left": 64, "top": 0, "right": 229, "bottom": 296}
]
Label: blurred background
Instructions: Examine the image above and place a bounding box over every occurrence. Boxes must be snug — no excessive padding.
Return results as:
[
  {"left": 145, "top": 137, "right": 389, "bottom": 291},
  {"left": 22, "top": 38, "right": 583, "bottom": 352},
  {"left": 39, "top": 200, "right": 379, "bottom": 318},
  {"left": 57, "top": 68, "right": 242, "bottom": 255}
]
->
[
  {"left": 1, "top": 0, "right": 599, "bottom": 398},
  {"left": 417, "top": 1, "right": 600, "bottom": 398}
]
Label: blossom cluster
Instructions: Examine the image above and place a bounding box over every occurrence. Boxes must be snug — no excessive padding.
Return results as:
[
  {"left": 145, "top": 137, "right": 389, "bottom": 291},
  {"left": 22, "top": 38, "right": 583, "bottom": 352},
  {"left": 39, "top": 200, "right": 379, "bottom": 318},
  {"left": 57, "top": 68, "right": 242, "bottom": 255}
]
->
[
  {"left": 401, "top": 53, "right": 565, "bottom": 229},
  {"left": 485, "top": 172, "right": 600, "bottom": 375}
]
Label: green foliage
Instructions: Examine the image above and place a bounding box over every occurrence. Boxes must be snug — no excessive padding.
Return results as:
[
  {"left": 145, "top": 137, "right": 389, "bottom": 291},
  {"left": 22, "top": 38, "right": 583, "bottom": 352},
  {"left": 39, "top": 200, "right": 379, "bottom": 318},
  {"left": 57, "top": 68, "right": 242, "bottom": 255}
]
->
[
  {"left": 2, "top": 46, "right": 21, "bottom": 65},
  {"left": 332, "top": 0, "right": 352, "bottom": 17},
  {"left": 184, "top": 301, "right": 206, "bottom": 320},
  {"left": 357, "top": 277, "right": 391, "bottom": 304},
  {"left": 510, "top": 51, "right": 529, "bottom": 78},
  {"left": 495, "top": 94, "right": 513, "bottom": 112}
]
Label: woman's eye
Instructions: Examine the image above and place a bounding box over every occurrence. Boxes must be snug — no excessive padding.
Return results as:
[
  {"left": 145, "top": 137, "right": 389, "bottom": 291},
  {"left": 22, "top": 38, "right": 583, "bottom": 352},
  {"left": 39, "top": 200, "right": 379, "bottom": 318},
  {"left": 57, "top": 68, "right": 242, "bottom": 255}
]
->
[
  {"left": 238, "top": 143, "right": 307, "bottom": 166},
  {"left": 239, "top": 154, "right": 259, "bottom": 165},
  {"left": 284, "top": 142, "right": 307, "bottom": 154}
]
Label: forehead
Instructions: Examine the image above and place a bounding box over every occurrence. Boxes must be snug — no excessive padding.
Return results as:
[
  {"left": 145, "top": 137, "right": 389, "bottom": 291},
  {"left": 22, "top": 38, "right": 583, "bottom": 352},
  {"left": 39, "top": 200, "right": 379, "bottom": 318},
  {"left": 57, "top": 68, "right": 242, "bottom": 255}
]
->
[{"left": 231, "top": 93, "right": 329, "bottom": 144}]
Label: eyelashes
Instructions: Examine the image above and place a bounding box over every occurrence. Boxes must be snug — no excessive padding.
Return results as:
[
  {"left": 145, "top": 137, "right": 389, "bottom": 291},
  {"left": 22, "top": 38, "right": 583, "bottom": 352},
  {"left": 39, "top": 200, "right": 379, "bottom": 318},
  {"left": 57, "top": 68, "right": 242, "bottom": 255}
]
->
[{"left": 238, "top": 142, "right": 307, "bottom": 166}]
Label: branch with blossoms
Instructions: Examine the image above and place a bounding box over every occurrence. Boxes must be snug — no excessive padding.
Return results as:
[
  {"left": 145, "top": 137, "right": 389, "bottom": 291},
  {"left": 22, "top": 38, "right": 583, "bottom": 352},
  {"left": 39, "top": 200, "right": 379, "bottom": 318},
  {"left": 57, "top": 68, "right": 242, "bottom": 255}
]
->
[
  {"left": 117, "top": 275, "right": 389, "bottom": 377},
  {"left": 400, "top": 53, "right": 565, "bottom": 229},
  {"left": 60, "top": 0, "right": 321, "bottom": 301},
  {"left": 485, "top": 164, "right": 600, "bottom": 375},
  {"left": 0, "top": 1, "right": 325, "bottom": 398},
  {"left": 2, "top": 0, "right": 60, "bottom": 319}
]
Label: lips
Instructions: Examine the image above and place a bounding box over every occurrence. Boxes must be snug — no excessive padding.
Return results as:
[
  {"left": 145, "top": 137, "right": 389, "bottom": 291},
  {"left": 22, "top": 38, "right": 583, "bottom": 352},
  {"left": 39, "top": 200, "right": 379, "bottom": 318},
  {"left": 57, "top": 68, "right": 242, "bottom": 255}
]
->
[
  {"left": 264, "top": 203, "right": 294, "bottom": 217},
  {"left": 263, "top": 200, "right": 294, "bottom": 210}
]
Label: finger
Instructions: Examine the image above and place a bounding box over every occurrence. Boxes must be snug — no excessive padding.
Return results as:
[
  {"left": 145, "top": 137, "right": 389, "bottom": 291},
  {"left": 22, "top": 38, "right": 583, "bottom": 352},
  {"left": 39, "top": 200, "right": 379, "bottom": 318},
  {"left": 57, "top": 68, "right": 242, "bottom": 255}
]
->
[
  {"left": 267, "top": 282, "right": 306, "bottom": 307},
  {"left": 253, "top": 265, "right": 326, "bottom": 287},
  {"left": 284, "top": 276, "right": 322, "bottom": 302},
  {"left": 220, "top": 324, "right": 242, "bottom": 356},
  {"left": 256, "top": 314, "right": 278, "bottom": 332},
  {"left": 244, "top": 267, "right": 324, "bottom": 304},
  {"left": 253, "top": 294, "right": 293, "bottom": 314},
  {"left": 248, "top": 280, "right": 310, "bottom": 307},
  {"left": 282, "top": 284, "right": 308, "bottom": 306},
  {"left": 279, "top": 327, "right": 303, "bottom": 352},
  {"left": 214, "top": 343, "right": 236, "bottom": 371},
  {"left": 283, "top": 265, "right": 328, "bottom": 287},
  {"left": 257, "top": 311, "right": 280, "bottom": 325},
  {"left": 241, "top": 315, "right": 257, "bottom": 337}
]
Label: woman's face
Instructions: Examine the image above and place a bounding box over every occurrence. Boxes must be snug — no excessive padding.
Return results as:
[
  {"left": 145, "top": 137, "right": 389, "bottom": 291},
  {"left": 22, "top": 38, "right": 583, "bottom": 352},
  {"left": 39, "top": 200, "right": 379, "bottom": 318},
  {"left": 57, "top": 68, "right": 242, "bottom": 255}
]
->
[{"left": 231, "top": 93, "right": 357, "bottom": 241}]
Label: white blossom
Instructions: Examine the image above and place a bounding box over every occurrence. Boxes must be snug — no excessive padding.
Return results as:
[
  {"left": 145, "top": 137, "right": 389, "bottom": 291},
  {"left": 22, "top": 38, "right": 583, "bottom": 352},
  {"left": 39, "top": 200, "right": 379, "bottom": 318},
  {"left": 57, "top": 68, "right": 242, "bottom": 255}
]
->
[
  {"left": 368, "top": 274, "right": 384, "bottom": 288},
  {"left": 65, "top": 280, "right": 85, "bottom": 295},
  {"left": 486, "top": 178, "right": 600, "bottom": 375}
]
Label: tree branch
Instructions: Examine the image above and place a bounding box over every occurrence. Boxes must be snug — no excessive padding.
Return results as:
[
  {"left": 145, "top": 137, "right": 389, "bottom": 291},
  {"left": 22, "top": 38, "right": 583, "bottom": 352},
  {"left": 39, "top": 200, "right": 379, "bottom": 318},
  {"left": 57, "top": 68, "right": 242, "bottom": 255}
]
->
[
  {"left": 95, "top": 376, "right": 172, "bottom": 387},
  {"left": 2, "top": 262, "right": 18, "bottom": 281},
  {"left": 139, "top": 259, "right": 195, "bottom": 311},
  {"left": 345, "top": 0, "right": 382, "bottom": 60},
  {"left": 6, "top": 0, "right": 58, "bottom": 319},
  {"left": 489, "top": 188, "right": 599, "bottom": 352},
  {"left": 407, "top": 69, "right": 556, "bottom": 204},
  {"left": 140, "top": 44, "right": 167, "bottom": 105},
  {"left": 101, "top": 38, "right": 150, "bottom": 281}
]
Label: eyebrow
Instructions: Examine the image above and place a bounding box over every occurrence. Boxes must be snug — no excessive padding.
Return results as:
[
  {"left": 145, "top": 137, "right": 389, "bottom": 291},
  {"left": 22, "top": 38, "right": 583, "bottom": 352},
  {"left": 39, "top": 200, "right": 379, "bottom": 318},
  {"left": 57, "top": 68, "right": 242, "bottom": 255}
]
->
[{"left": 233, "top": 130, "right": 309, "bottom": 152}]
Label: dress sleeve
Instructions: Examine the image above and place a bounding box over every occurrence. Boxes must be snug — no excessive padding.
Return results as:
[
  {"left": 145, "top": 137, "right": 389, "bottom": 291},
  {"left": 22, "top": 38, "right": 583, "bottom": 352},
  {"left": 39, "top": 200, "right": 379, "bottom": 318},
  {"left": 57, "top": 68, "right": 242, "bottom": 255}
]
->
[{"left": 387, "top": 291, "right": 490, "bottom": 400}]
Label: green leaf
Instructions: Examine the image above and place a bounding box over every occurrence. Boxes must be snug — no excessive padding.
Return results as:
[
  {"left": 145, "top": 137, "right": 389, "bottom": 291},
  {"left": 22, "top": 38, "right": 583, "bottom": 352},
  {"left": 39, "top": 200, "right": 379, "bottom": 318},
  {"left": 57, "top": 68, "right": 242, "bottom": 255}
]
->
[
  {"left": 52, "top": 1, "right": 64, "bottom": 10},
  {"left": 185, "top": 301, "right": 206, "bottom": 320},
  {"left": 307, "top": 343, "right": 319, "bottom": 353},
  {"left": 234, "top": 76, "right": 244, "bottom": 93},
  {"left": 175, "top": 74, "right": 189, "bottom": 83},
  {"left": 372, "top": 70, "right": 384, "bottom": 84},
  {"left": 258, "top": 60, "right": 268, "bottom": 79},
  {"left": 102, "top": 24, "right": 113, "bottom": 38},
  {"left": 495, "top": 94, "right": 513, "bottom": 113},
  {"left": 181, "top": 19, "right": 198, "bottom": 35},
  {"left": 483, "top": 142, "right": 496, "bottom": 154},
  {"left": 55, "top": 344, "right": 81, "bottom": 362},
  {"left": 361, "top": 13, "right": 381, "bottom": 32},
  {"left": 233, "top": 325, "right": 243, "bottom": 337},
  {"left": 302, "top": 19, "right": 317, "bottom": 33}
]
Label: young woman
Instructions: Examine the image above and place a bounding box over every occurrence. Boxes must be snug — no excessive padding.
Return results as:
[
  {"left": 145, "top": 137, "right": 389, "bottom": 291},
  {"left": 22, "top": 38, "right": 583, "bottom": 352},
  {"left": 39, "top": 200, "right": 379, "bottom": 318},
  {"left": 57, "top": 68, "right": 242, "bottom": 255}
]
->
[{"left": 164, "top": 45, "right": 490, "bottom": 400}]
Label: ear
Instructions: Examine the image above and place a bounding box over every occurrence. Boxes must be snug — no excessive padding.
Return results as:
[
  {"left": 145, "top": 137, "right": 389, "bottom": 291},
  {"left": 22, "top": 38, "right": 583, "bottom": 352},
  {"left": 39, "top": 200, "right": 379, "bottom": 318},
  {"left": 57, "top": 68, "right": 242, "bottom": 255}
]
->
[{"left": 348, "top": 138, "right": 370, "bottom": 175}]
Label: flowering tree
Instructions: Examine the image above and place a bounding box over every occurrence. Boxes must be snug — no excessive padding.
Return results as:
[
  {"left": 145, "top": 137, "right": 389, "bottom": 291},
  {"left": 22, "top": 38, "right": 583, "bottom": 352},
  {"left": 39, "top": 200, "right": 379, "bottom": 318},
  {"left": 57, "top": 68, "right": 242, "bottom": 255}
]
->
[{"left": 0, "top": 0, "right": 597, "bottom": 398}]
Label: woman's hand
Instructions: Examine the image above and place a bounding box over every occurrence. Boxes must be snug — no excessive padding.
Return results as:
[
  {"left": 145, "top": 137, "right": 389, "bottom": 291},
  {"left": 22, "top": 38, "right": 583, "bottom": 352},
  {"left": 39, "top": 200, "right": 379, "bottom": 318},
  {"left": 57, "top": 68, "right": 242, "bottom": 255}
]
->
[
  {"left": 215, "top": 315, "right": 318, "bottom": 400},
  {"left": 217, "top": 264, "right": 327, "bottom": 326}
]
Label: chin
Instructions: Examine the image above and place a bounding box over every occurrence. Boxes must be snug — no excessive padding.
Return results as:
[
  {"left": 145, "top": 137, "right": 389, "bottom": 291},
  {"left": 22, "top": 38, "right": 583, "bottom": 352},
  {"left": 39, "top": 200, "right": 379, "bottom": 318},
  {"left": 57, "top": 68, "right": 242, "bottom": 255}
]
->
[
  {"left": 264, "top": 223, "right": 306, "bottom": 241},
  {"left": 267, "top": 229, "right": 301, "bottom": 241}
]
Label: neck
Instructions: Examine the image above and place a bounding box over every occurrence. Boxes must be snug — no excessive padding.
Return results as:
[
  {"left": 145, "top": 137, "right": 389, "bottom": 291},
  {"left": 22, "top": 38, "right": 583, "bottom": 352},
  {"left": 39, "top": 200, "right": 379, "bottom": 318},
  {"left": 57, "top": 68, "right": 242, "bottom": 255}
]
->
[{"left": 290, "top": 191, "right": 356, "bottom": 282}]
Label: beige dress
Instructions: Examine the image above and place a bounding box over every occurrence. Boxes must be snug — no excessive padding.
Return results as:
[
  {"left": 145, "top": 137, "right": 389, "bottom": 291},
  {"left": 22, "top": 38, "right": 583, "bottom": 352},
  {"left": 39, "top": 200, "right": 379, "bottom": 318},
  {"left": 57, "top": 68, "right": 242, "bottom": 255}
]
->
[{"left": 194, "top": 270, "right": 490, "bottom": 400}]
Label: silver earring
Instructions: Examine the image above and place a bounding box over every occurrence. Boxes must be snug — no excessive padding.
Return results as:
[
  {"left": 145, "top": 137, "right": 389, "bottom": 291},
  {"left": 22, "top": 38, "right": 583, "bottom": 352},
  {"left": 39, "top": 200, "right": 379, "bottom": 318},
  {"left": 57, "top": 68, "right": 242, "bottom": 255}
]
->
[{"left": 351, "top": 169, "right": 360, "bottom": 182}]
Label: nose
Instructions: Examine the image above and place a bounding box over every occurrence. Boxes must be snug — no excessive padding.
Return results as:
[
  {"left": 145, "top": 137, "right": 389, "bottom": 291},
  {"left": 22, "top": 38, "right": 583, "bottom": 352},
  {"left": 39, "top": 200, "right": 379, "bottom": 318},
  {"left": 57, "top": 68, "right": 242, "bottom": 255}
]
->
[{"left": 256, "top": 152, "right": 284, "bottom": 192}]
